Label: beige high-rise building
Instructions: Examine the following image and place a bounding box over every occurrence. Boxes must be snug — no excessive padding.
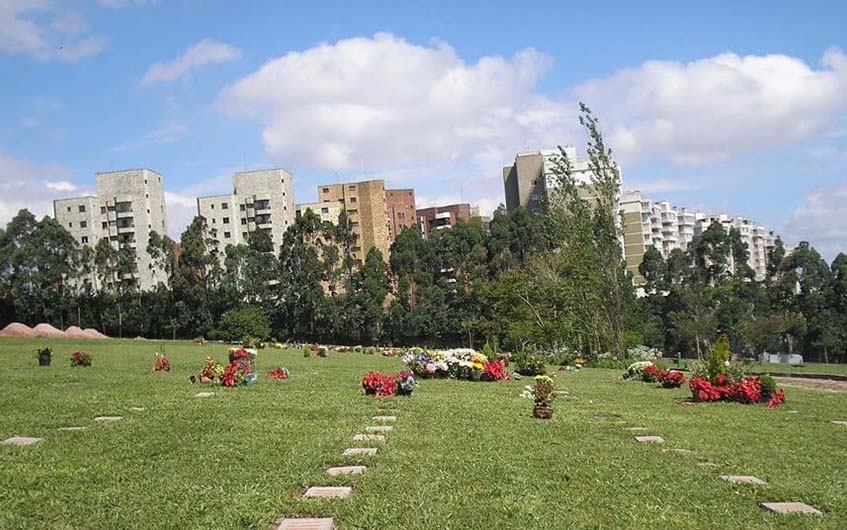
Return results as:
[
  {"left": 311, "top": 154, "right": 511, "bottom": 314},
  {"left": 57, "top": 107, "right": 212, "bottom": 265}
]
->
[
  {"left": 385, "top": 188, "right": 417, "bottom": 241},
  {"left": 503, "top": 147, "right": 597, "bottom": 213},
  {"left": 317, "top": 180, "right": 390, "bottom": 261},
  {"left": 53, "top": 168, "right": 169, "bottom": 291},
  {"left": 197, "top": 168, "right": 295, "bottom": 256}
]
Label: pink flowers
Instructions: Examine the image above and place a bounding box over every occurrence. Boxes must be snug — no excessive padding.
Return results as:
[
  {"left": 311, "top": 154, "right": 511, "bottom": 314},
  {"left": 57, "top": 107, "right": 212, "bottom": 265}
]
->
[
  {"left": 689, "top": 376, "right": 783, "bottom": 407},
  {"left": 483, "top": 360, "right": 510, "bottom": 381}
]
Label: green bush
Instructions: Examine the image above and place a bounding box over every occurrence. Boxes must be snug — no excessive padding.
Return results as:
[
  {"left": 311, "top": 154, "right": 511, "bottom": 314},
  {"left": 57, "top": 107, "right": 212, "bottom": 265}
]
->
[
  {"left": 760, "top": 374, "right": 777, "bottom": 397},
  {"left": 514, "top": 350, "right": 546, "bottom": 376},
  {"left": 216, "top": 307, "right": 271, "bottom": 342}
]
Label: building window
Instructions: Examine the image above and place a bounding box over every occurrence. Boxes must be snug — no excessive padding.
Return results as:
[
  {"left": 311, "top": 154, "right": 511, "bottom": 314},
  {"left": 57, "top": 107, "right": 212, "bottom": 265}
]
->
[
  {"left": 222, "top": 217, "right": 229, "bottom": 224},
  {"left": 321, "top": 207, "right": 329, "bottom": 214},
  {"left": 241, "top": 218, "right": 246, "bottom": 225},
  {"left": 224, "top": 232, "right": 231, "bottom": 238},
  {"left": 348, "top": 185, "right": 355, "bottom": 190},
  {"left": 81, "top": 236, "right": 89, "bottom": 244},
  {"left": 248, "top": 217, "right": 254, "bottom": 223},
  {"left": 101, "top": 207, "right": 106, "bottom": 214},
  {"left": 211, "top": 218, "right": 216, "bottom": 224},
  {"left": 147, "top": 209, "right": 150, "bottom": 214},
  {"left": 242, "top": 232, "right": 248, "bottom": 239},
  {"left": 67, "top": 206, "right": 71, "bottom": 212},
  {"left": 80, "top": 220, "right": 87, "bottom": 228},
  {"left": 240, "top": 204, "right": 245, "bottom": 211},
  {"left": 145, "top": 193, "right": 149, "bottom": 198},
  {"left": 350, "top": 197, "right": 357, "bottom": 203},
  {"left": 79, "top": 205, "right": 86, "bottom": 213},
  {"left": 211, "top": 204, "right": 215, "bottom": 209},
  {"left": 222, "top": 203, "right": 228, "bottom": 210},
  {"left": 68, "top": 222, "right": 73, "bottom": 228},
  {"left": 322, "top": 187, "right": 329, "bottom": 193},
  {"left": 102, "top": 222, "right": 108, "bottom": 229}
]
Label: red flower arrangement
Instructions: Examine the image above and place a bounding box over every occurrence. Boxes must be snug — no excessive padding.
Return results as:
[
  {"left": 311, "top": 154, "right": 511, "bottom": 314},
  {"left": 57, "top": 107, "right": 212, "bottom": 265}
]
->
[
  {"left": 228, "top": 348, "right": 253, "bottom": 364},
  {"left": 220, "top": 361, "right": 253, "bottom": 387},
  {"left": 657, "top": 369, "right": 686, "bottom": 388},
  {"left": 268, "top": 367, "right": 290, "bottom": 380},
  {"left": 153, "top": 353, "right": 170, "bottom": 372},
  {"left": 482, "top": 360, "right": 510, "bottom": 381},
  {"left": 362, "top": 371, "right": 415, "bottom": 397},
  {"left": 642, "top": 363, "right": 660, "bottom": 382},
  {"left": 689, "top": 376, "right": 783, "bottom": 407},
  {"left": 70, "top": 351, "right": 92, "bottom": 367}
]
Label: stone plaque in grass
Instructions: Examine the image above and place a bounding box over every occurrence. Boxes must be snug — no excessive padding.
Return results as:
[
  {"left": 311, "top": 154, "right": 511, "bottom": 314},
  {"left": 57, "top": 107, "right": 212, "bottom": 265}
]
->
[
  {"left": 128, "top": 407, "right": 146, "bottom": 412},
  {"left": 721, "top": 475, "right": 767, "bottom": 485},
  {"left": 1, "top": 436, "right": 42, "bottom": 446},
  {"left": 372, "top": 415, "right": 397, "bottom": 422},
  {"left": 634, "top": 436, "right": 664, "bottom": 443},
  {"left": 624, "top": 427, "right": 649, "bottom": 431},
  {"left": 303, "top": 486, "right": 352, "bottom": 498},
  {"left": 353, "top": 434, "right": 384, "bottom": 441},
  {"left": 343, "top": 447, "right": 377, "bottom": 456},
  {"left": 94, "top": 416, "right": 123, "bottom": 422},
  {"left": 273, "top": 517, "right": 335, "bottom": 530},
  {"left": 326, "top": 466, "right": 366, "bottom": 476},
  {"left": 194, "top": 392, "right": 215, "bottom": 398},
  {"left": 761, "top": 502, "right": 822, "bottom": 515},
  {"left": 832, "top": 421, "right": 847, "bottom": 426},
  {"left": 365, "top": 425, "right": 393, "bottom": 433}
]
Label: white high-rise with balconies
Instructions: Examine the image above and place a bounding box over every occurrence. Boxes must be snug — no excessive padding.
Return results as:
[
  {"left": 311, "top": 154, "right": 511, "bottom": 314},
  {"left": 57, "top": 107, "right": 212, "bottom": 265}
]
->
[
  {"left": 196, "top": 168, "right": 295, "bottom": 256},
  {"left": 53, "top": 168, "right": 169, "bottom": 291}
]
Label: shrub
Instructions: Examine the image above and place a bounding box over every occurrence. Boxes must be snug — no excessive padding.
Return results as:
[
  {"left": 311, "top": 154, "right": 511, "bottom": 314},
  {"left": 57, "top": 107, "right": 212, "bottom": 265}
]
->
[
  {"left": 627, "top": 344, "right": 663, "bottom": 361},
  {"left": 515, "top": 351, "right": 546, "bottom": 376},
  {"left": 303, "top": 344, "right": 311, "bottom": 357},
  {"left": 759, "top": 374, "right": 777, "bottom": 397},
  {"left": 216, "top": 307, "right": 271, "bottom": 342},
  {"left": 707, "top": 333, "right": 731, "bottom": 382},
  {"left": 70, "top": 351, "right": 92, "bottom": 367}
]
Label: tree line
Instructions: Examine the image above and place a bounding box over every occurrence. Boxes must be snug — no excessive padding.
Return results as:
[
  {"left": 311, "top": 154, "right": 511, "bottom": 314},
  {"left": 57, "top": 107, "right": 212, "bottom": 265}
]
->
[{"left": 1, "top": 106, "right": 844, "bottom": 361}]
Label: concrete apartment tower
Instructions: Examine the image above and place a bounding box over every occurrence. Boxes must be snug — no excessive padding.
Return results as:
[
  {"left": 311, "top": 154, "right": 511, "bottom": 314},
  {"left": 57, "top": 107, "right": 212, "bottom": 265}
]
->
[
  {"left": 416, "top": 203, "right": 473, "bottom": 238},
  {"left": 53, "top": 168, "right": 168, "bottom": 291},
  {"left": 385, "top": 188, "right": 417, "bottom": 241},
  {"left": 620, "top": 190, "right": 777, "bottom": 283},
  {"left": 503, "top": 147, "right": 596, "bottom": 213},
  {"left": 295, "top": 201, "right": 344, "bottom": 224},
  {"left": 317, "top": 180, "right": 391, "bottom": 262},
  {"left": 196, "top": 168, "right": 295, "bottom": 255}
]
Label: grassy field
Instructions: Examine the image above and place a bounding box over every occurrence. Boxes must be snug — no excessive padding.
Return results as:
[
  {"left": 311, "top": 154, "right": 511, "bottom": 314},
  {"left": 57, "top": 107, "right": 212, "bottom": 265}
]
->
[
  {"left": 741, "top": 362, "right": 847, "bottom": 377},
  {"left": 1, "top": 338, "right": 845, "bottom": 530}
]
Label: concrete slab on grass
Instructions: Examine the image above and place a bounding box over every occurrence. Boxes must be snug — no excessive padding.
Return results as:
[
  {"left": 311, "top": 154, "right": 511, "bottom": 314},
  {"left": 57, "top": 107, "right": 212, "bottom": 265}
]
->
[
  {"left": 194, "top": 392, "right": 215, "bottom": 398},
  {"left": 353, "top": 434, "right": 384, "bottom": 441},
  {"left": 304, "top": 486, "right": 352, "bottom": 498},
  {"left": 722, "top": 475, "right": 767, "bottom": 485},
  {"left": 761, "top": 502, "right": 822, "bottom": 515},
  {"left": 1, "top": 436, "right": 42, "bottom": 446},
  {"left": 635, "top": 436, "right": 664, "bottom": 444},
  {"left": 372, "top": 416, "right": 397, "bottom": 422},
  {"left": 326, "top": 466, "right": 366, "bottom": 476},
  {"left": 273, "top": 518, "right": 335, "bottom": 530},
  {"left": 365, "top": 425, "right": 393, "bottom": 433},
  {"left": 343, "top": 447, "right": 377, "bottom": 456},
  {"left": 94, "top": 416, "right": 122, "bottom": 422}
]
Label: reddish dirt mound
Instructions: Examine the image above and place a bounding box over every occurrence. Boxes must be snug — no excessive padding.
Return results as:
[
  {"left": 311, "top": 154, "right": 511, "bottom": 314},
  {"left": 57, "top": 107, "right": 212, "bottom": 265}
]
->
[
  {"left": 64, "top": 326, "right": 91, "bottom": 339},
  {"left": 0, "top": 322, "right": 37, "bottom": 338},
  {"left": 32, "top": 323, "right": 67, "bottom": 339},
  {"left": 84, "top": 328, "right": 108, "bottom": 339}
]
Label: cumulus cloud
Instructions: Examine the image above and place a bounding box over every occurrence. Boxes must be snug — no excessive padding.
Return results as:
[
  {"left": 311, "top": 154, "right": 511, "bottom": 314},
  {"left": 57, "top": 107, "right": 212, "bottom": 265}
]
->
[
  {"left": 574, "top": 47, "right": 847, "bottom": 166},
  {"left": 0, "top": 150, "right": 84, "bottom": 223},
  {"left": 163, "top": 191, "right": 198, "bottom": 240},
  {"left": 0, "top": 1, "right": 106, "bottom": 61},
  {"left": 785, "top": 182, "right": 847, "bottom": 260},
  {"left": 218, "top": 33, "right": 575, "bottom": 175},
  {"left": 141, "top": 38, "right": 242, "bottom": 85}
]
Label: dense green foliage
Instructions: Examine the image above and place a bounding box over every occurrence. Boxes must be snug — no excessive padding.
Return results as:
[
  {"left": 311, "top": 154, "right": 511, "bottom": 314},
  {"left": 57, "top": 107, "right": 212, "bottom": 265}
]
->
[{"left": 1, "top": 338, "right": 845, "bottom": 529}]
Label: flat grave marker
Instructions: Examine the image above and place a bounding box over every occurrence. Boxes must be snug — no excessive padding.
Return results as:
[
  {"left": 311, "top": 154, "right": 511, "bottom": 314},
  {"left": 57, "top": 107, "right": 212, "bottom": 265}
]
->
[
  {"left": 722, "top": 475, "right": 767, "bottom": 485},
  {"left": 761, "top": 502, "right": 822, "bottom": 515},
  {"left": 194, "top": 392, "right": 215, "bottom": 398},
  {"left": 57, "top": 427, "right": 85, "bottom": 432},
  {"left": 1, "top": 436, "right": 42, "bottom": 446},
  {"left": 94, "top": 416, "right": 122, "bottom": 422},
  {"left": 365, "top": 425, "right": 393, "bottom": 433},
  {"left": 353, "top": 434, "right": 385, "bottom": 441},
  {"left": 635, "top": 436, "right": 664, "bottom": 444},
  {"left": 372, "top": 416, "right": 397, "bottom": 422},
  {"left": 343, "top": 447, "right": 377, "bottom": 456},
  {"left": 326, "top": 465, "right": 367, "bottom": 476},
  {"left": 303, "top": 486, "right": 352, "bottom": 499},
  {"left": 273, "top": 517, "right": 335, "bottom": 530}
]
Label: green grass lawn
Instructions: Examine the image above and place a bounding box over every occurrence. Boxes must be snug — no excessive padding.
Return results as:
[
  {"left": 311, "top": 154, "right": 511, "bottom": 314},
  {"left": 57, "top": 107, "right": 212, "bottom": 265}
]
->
[
  {"left": 1, "top": 338, "right": 845, "bottom": 529},
  {"left": 741, "top": 362, "right": 847, "bottom": 377}
]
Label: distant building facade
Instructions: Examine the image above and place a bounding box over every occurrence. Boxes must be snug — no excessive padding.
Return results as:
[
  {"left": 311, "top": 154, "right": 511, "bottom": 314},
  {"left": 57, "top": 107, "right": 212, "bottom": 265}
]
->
[
  {"left": 416, "top": 203, "right": 473, "bottom": 238},
  {"left": 295, "top": 201, "right": 343, "bottom": 224},
  {"left": 197, "top": 168, "right": 295, "bottom": 255},
  {"left": 503, "top": 147, "right": 596, "bottom": 213},
  {"left": 53, "top": 168, "right": 168, "bottom": 290},
  {"left": 385, "top": 188, "right": 417, "bottom": 241},
  {"left": 317, "top": 179, "right": 390, "bottom": 261}
]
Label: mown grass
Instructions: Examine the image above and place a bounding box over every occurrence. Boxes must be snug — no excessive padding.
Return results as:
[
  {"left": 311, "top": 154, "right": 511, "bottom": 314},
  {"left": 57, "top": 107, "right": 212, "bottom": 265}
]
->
[
  {"left": 741, "top": 362, "right": 847, "bottom": 377},
  {"left": 0, "top": 338, "right": 845, "bottom": 529}
]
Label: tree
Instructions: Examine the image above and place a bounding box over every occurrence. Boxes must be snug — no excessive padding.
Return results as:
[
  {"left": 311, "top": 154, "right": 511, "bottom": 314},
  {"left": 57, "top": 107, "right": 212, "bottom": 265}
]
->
[{"left": 217, "top": 306, "right": 271, "bottom": 341}]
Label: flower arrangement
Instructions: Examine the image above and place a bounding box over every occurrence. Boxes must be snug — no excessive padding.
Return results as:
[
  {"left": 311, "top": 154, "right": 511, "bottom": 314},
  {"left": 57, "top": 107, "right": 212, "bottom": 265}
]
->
[
  {"left": 521, "top": 375, "right": 556, "bottom": 419},
  {"left": 362, "top": 371, "right": 415, "bottom": 397},
  {"left": 657, "top": 369, "right": 686, "bottom": 388},
  {"left": 199, "top": 356, "right": 224, "bottom": 383},
  {"left": 34, "top": 347, "right": 53, "bottom": 366},
  {"left": 153, "top": 352, "right": 170, "bottom": 372},
  {"left": 268, "top": 367, "right": 290, "bottom": 380},
  {"left": 688, "top": 375, "right": 785, "bottom": 407},
  {"left": 220, "top": 360, "right": 255, "bottom": 387},
  {"left": 402, "top": 348, "right": 510, "bottom": 382},
  {"left": 70, "top": 351, "right": 92, "bottom": 367},
  {"left": 228, "top": 347, "right": 256, "bottom": 365}
]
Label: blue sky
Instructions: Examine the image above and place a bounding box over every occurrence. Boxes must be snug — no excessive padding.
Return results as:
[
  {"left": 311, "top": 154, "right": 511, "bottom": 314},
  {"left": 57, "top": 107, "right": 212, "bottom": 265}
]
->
[{"left": 1, "top": 0, "right": 846, "bottom": 258}]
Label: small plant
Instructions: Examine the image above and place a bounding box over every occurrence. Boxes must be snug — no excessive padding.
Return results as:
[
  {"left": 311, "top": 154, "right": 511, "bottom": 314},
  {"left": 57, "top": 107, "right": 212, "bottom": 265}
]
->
[
  {"left": 153, "top": 344, "right": 170, "bottom": 372},
  {"left": 515, "top": 351, "right": 546, "bottom": 376},
  {"left": 522, "top": 375, "right": 556, "bottom": 419},
  {"left": 302, "top": 344, "right": 311, "bottom": 358},
  {"left": 759, "top": 374, "right": 777, "bottom": 398},
  {"left": 707, "top": 333, "right": 731, "bottom": 383},
  {"left": 70, "top": 351, "right": 92, "bottom": 367},
  {"left": 34, "top": 347, "right": 53, "bottom": 366}
]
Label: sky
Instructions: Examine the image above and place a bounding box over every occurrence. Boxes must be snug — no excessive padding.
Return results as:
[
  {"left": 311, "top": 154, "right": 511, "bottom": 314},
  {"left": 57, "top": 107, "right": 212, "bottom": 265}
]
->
[{"left": 1, "top": 0, "right": 846, "bottom": 259}]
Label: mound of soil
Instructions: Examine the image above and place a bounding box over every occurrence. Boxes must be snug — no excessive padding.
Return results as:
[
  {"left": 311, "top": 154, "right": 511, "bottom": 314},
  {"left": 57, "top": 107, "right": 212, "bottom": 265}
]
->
[
  {"left": 32, "top": 323, "right": 67, "bottom": 339},
  {"left": 0, "top": 322, "right": 37, "bottom": 338},
  {"left": 64, "top": 326, "right": 91, "bottom": 339},
  {"left": 84, "top": 328, "right": 108, "bottom": 339}
]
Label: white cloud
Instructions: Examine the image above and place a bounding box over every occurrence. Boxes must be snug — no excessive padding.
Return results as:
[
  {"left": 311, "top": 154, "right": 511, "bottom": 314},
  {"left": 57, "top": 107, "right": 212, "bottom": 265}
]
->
[
  {"left": 44, "top": 180, "right": 77, "bottom": 192},
  {"left": 0, "top": 1, "right": 106, "bottom": 61},
  {"left": 218, "top": 33, "right": 574, "bottom": 174},
  {"left": 163, "top": 191, "right": 198, "bottom": 240},
  {"left": 574, "top": 47, "right": 847, "bottom": 166},
  {"left": 0, "top": 150, "right": 83, "bottom": 223},
  {"left": 785, "top": 182, "right": 847, "bottom": 260},
  {"left": 110, "top": 120, "right": 189, "bottom": 152},
  {"left": 141, "top": 38, "right": 242, "bottom": 86},
  {"left": 626, "top": 179, "right": 703, "bottom": 194}
]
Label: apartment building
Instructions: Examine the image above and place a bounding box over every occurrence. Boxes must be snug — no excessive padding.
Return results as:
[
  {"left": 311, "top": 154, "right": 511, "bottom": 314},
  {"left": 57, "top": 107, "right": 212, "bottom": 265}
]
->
[
  {"left": 386, "top": 188, "right": 417, "bottom": 241},
  {"left": 196, "top": 168, "right": 295, "bottom": 255},
  {"left": 620, "top": 190, "right": 777, "bottom": 283},
  {"left": 416, "top": 203, "right": 473, "bottom": 238},
  {"left": 503, "top": 147, "right": 598, "bottom": 213},
  {"left": 53, "top": 168, "right": 168, "bottom": 290},
  {"left": 295, "top": 201, "right": 343, "bottom": 224},
  {"left": 317, "top": 179, "right": 390, "bottom": 261}
]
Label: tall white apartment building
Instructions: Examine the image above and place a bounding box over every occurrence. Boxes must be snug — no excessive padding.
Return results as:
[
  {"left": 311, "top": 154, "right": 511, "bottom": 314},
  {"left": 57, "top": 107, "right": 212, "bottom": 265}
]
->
[
  {"left": 53, "top": 168, "right": 169, "bottom": 290},
  {"left": 621, "top": 190, "right": 777, "bottom": 283},
  {"left": 196, "top": 169, "right": 295, "bottom": 255}
]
